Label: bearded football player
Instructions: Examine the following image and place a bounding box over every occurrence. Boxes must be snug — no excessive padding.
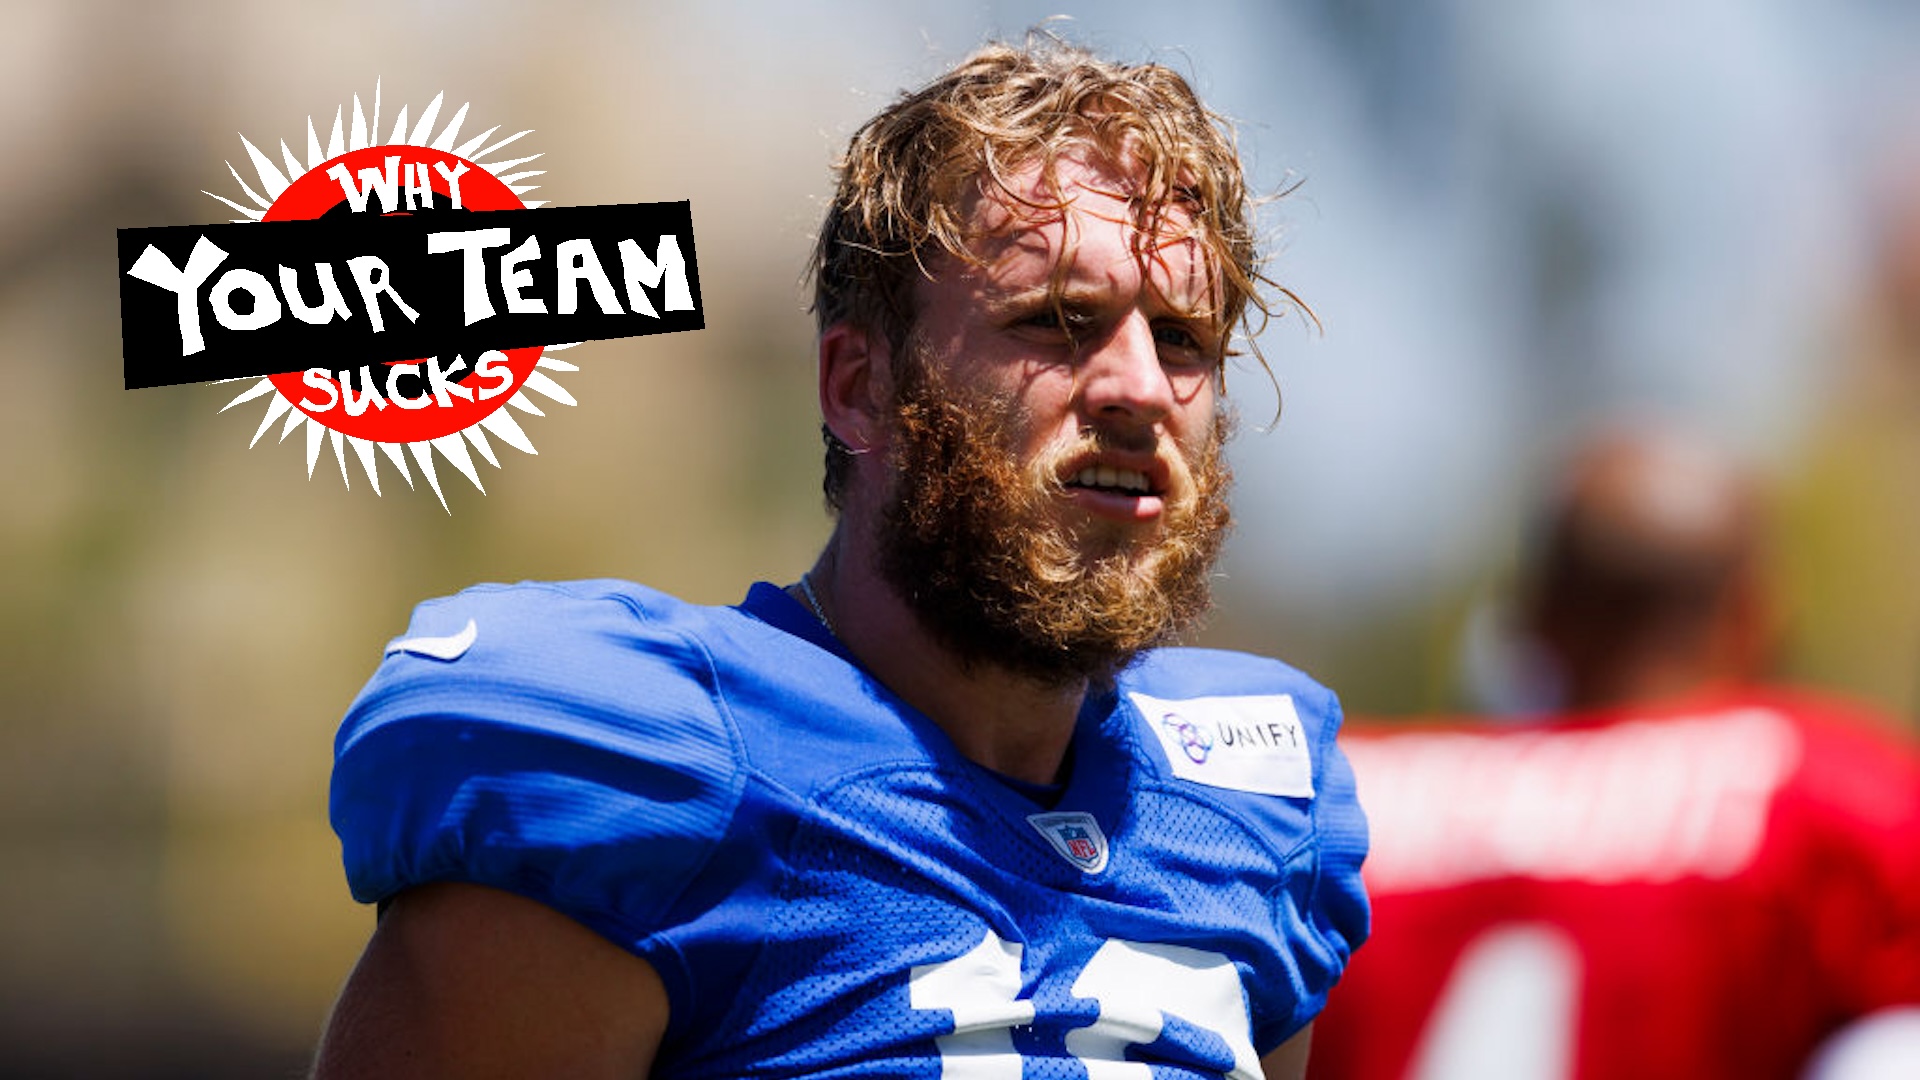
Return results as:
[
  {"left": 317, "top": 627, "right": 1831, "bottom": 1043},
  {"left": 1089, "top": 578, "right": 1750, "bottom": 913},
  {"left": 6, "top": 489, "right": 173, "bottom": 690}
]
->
[{"left": 314, "top": 38, "right": 1369, "bottom": 1080}]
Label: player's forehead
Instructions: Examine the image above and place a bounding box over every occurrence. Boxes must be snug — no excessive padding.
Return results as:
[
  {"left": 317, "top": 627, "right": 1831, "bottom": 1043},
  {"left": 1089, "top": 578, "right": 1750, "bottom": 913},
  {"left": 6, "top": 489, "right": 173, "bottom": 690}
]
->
[{"left": 950, "top": 150, "right": 1217, "bottom": 305}]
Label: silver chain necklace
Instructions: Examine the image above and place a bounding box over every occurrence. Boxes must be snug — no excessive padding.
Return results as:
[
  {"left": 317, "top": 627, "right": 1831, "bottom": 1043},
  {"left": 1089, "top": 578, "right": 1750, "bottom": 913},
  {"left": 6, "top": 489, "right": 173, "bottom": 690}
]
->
[{"left": 798, "top": 572, "right": 836, "bottom": 637}]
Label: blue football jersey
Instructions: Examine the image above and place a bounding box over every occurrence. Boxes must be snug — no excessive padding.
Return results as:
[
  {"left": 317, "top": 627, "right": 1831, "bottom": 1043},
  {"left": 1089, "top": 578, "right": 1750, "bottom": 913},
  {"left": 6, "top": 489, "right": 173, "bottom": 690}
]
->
[{"left": 332, "top": 580, "right": 1370, "bottom": 1078}]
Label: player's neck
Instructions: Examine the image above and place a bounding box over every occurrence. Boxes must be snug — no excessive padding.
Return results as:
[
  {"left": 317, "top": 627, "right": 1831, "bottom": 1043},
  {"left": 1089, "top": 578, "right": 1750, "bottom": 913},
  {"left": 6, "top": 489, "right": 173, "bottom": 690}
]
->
[
  {"left": 1564, "top": 648, "right": 1730, "bottom": 712},
  {"left": 800, "top": 537, "right": 1085, "bottom": 788}
]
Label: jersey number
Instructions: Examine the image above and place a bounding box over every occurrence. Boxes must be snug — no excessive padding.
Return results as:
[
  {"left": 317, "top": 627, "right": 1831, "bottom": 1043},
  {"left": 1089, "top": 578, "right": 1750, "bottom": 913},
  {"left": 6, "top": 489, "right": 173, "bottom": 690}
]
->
[
  {"left": 908, "top": 928, "right": 1262, "bottom": 1079},
  {"left": 1408, "top": 924, "right": 1581, "bottom": 1080}
]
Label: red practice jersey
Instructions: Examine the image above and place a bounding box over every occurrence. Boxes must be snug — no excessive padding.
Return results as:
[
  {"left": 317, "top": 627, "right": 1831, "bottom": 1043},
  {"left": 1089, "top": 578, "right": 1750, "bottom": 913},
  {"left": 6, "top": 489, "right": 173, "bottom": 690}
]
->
[{"left": 1313, "top": 689, "right": 1920, "bottom": 1080}]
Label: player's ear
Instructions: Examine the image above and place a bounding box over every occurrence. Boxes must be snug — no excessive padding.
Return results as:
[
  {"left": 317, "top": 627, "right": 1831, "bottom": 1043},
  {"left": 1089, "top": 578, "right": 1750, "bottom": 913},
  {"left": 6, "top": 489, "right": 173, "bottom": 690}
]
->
[{"left": 819, "top": 321, "right": 890, "bottom": 455}]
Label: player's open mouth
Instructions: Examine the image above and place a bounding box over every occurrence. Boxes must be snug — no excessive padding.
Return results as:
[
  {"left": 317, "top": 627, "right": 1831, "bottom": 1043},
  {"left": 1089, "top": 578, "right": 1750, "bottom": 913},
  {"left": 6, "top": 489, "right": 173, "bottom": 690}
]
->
[
  {"left": 1060, "top": 459, "right": 1169, "bottom": 521},
  {"left": 1068, "top": 466, "right": 1152, "bottom": 494}
]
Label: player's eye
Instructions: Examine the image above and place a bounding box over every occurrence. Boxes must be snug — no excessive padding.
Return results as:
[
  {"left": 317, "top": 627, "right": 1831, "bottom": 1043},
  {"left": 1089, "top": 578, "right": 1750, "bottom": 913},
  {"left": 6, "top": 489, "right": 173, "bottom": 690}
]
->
[
  {"left": 1152, "top": 322, "right": 1217, "bottom": 367},
  {"left": 1152, "top": 323, "right": 1200, "bottom": 349},
  {"left": 1022, "top": 307, "right": 1095, "bottom": 335}
]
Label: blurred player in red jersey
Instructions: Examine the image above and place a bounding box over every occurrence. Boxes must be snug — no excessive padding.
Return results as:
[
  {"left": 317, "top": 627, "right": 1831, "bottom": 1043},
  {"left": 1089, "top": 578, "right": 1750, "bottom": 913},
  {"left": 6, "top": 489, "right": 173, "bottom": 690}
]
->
[{"left": 1311, "top": 424, "right": 1920, "bottom": 1080}]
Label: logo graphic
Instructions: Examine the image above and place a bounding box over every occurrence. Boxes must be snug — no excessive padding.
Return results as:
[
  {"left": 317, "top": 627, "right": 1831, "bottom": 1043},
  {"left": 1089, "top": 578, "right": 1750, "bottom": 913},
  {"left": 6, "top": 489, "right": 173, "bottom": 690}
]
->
[
  {"left": 117, "top": 82, "right": 704, "bottom": 510},
  {"left": 384, "top": 618, "right": 478, "bottom": 662},
  {"left": 1130, "top": 691, "right": 1316, "bottom": 799},
  {"left": 1160, "top": 710, "right": 1214, "bottom": 764},
  {"left": 1027, "top": 811, "right": 1111, "bottom": 874}
]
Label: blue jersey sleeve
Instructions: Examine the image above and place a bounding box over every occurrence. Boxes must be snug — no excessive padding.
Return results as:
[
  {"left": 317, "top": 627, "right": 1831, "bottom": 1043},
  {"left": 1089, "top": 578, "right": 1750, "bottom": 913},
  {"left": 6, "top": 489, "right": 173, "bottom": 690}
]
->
[
  {"left": 329, "top": 581, "right": 745, "bottom": 950},
  {"left": 1281, "top": 674, "right": 1371, "bottom": 1041}
]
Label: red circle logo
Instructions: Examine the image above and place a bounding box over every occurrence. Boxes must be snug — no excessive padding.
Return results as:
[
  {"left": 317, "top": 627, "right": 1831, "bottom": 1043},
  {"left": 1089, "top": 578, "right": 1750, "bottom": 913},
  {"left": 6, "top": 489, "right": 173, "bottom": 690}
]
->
[{"left": 262, "top": 144, "right": 543, "bottom": 444}]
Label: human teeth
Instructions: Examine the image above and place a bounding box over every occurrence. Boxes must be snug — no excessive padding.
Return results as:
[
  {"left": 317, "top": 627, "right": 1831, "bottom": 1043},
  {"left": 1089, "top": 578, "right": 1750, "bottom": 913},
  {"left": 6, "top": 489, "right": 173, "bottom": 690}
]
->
[{"left": 1072, "top": 467, "right": 1149, "bottom": 492}]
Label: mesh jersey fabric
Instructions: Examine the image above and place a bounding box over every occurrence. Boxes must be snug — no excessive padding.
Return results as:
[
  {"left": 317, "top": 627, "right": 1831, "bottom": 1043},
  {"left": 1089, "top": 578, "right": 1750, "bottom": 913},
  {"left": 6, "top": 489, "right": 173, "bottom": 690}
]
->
[
  {"left": 1311, "top": 690, "right": 1920, "bottom": 1080},
  {"left": 331, "top": 579, "right": 1370, "bottom": 1078}
]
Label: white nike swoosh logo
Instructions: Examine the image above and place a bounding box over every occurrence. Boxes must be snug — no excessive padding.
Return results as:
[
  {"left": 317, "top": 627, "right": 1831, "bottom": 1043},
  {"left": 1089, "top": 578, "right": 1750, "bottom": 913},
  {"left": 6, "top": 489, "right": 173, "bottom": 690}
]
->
[{"left": 385, "top": 618, "right": 478, "bottom": 661}]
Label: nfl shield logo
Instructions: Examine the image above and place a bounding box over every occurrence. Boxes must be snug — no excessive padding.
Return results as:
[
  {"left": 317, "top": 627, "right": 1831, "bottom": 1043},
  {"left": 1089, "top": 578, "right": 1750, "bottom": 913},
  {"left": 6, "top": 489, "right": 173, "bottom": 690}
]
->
[{"left": 1026, "top": 811, "right": 1110, "bottom": 874}]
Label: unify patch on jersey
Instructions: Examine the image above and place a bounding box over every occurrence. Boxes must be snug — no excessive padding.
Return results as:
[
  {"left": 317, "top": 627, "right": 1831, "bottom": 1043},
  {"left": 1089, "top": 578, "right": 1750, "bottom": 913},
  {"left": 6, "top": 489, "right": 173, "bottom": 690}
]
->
[
  {"left": 1129, "top": 692, "right": 1314, "bottom": 798},
  {"left": 1026, "top": 811, "right": 1111, "bottom": 873}
]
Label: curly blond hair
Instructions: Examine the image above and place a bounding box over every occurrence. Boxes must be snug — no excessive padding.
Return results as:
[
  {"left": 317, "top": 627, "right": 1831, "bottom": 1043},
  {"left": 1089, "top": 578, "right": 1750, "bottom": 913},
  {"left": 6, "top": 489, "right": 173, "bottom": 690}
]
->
[{"left": 810, "top": 36, "right": 1295, "bottom": 508}]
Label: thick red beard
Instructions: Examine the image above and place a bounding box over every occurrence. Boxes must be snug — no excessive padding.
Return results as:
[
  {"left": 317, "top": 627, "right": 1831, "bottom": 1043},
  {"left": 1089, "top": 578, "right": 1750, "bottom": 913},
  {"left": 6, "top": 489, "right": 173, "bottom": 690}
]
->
[{"left": 875, "top": 350, "right": 1233, "bottom": 688}]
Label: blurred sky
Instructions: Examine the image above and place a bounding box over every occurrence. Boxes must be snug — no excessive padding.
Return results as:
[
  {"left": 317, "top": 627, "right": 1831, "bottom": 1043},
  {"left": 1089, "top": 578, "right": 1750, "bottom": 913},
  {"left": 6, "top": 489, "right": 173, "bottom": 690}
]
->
[{"left": 5, "top": 0, "right": 1920, "bottom": 1074}]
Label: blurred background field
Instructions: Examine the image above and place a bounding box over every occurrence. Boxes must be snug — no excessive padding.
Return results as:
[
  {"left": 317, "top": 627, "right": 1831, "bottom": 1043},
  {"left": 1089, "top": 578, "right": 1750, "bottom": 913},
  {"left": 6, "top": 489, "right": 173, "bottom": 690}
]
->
[{"left": 4, "top": 1, "right": 1920, "bottom": 1074}]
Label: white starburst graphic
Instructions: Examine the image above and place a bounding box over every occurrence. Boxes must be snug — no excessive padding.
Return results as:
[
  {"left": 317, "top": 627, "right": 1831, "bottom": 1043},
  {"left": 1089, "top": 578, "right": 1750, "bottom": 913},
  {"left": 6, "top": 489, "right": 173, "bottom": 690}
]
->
[{"left": 207, "top": 81, "right": 573, "bottom": 512}]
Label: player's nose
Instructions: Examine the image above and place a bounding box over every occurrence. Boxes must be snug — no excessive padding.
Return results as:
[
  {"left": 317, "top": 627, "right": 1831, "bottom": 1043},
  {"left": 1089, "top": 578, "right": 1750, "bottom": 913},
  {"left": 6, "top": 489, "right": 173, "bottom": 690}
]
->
[{"left": 1077, "top": 311, "right": 1175, "bottom": 427}]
